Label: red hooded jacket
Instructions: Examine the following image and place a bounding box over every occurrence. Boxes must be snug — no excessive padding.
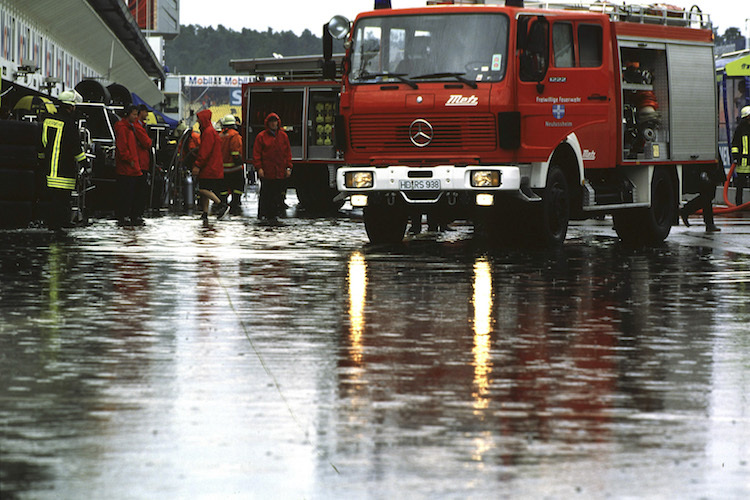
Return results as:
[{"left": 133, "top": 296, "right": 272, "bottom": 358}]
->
[
  {"left": 114, "top": 116, "right": 141, "bottom": 177},
  {"left": 194, "top": 109, "right": 224, "bottom": 179},
  {"left": 253, "top": 113, "right": 292, "bottom": 179}
]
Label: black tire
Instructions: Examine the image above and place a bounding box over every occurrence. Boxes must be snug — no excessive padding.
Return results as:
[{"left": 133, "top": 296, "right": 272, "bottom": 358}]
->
[
  {"left": 613, "top": 167, "right": 676, "bottom": 245},
  {"left": 0, "top": 120, "right": 40, "bottom": 146},
  {"left": 0, "top": 145, "right": 40, "bottom": 169},
  {"left": 0, "top": 200, "right": 33, "bottom": 228},
  {"left": 76, "top": 79, "right": 112, "bottom": 104},
  {"left": 530, "top": 165, "right": 570, "bottom": 246},
  {"left": 363, "top": 204, "right": 407, "bottom": 244},
  {"left": 0, "top": 168, "right": 36, "bottom": 201}
]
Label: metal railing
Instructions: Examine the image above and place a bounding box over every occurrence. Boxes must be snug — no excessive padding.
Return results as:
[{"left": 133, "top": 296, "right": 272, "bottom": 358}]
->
[{"left": 426, "top": 1, "right": 712, "bottom": 30}]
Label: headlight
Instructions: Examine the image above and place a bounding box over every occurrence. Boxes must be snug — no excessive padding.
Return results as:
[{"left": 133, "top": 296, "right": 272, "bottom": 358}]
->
[
  {"left": 476, "top": 194, "right": 494, "bottom": 206},
  {"left": 470, "top": 170, "right": 500, "bottom": 187},
  {"left": 350, "top": 194, "right": 368, "bottom": 207},
  {"left": 345, "top": 171, "right": 373, "bottom": 188}
]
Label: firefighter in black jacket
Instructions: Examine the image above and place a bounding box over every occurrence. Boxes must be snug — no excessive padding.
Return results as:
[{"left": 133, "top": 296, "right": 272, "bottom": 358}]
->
[
  {"left": 732, "top": 105, "right": 750, "bottom": 205},
  {"left": 40, "top": 90, "right": 86, "bottom": 230}
]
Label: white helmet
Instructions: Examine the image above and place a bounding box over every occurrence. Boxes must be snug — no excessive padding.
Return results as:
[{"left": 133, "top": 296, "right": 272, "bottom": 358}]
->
[
  {"left": 742, "top": 106, "right": 750, "bottom": 119},
  {"left": 221, "top": 114, "right": 236, "bottom": 126},
  {"left": 58, "top": 89, "right": 82, "bottom": 106}
]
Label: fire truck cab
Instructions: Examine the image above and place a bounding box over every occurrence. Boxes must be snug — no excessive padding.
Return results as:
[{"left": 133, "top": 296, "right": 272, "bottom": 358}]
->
[{"left": 332, "top": 1, "right": 717, "bottom": 245}]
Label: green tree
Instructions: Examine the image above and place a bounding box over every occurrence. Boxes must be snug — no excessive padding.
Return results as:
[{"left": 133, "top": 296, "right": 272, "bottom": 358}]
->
[
  {"left": 164, "top": 24, "right": 342, "bottom": 74},
  {"left": 715, "top": 27, "right": 745, "bottom": 47}
]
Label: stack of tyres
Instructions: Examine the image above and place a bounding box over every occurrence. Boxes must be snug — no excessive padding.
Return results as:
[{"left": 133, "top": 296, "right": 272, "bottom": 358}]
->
[{"left": 0, "top": 120, "right": 40, "bottom": 228}]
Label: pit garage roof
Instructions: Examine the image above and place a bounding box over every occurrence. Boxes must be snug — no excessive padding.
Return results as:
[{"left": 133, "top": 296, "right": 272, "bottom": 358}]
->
[
  {"left": 716, "top": 50, "right": 750, "bottom": 77},
  {"left": 21, "top": 0, "right": 165, "bottom": 103}
]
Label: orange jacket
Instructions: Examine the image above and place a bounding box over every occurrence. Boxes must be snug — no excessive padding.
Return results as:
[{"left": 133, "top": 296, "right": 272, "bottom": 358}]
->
[
  {"left": 220, "top": 127, "right": 243, "bottom": 168},
  {"left": 133, "top": 120, "right": 152, "bottom": 173},
  {"left": 188, "top": 130, "right": 201, "bottom": 151},
  {"left": 194, "top": 109, "right": 223, "bottom": 179},
  {"left": 252, "top": 113, "right": 292, "bottom": 179},
  {"left": 114, "top": 117, "right": 141, "bottom": 177}
]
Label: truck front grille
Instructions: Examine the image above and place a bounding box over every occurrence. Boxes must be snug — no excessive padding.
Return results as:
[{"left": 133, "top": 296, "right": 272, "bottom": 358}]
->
[{"left": 349, "top": 114, "right": 497, "bottom": 153}]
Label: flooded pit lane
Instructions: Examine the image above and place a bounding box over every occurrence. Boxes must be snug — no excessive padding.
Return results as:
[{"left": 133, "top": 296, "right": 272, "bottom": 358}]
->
[{"left": 2, "top": 192, "right": 750, "bottom": 498}]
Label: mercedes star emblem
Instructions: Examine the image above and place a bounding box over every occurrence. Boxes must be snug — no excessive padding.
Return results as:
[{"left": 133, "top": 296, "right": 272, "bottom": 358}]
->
[{"left": 409, "top": 119, "right": 433, "bottom": 148}]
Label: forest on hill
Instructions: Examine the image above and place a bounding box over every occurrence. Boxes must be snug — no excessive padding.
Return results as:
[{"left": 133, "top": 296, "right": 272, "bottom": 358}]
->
[{"left": 164, "top": 25, "right": 343, "bottom": 74}]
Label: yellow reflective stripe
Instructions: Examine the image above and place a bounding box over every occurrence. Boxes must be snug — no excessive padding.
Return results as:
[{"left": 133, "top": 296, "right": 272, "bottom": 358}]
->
[
  {"left": 74, "top": 151, "right": 86, "bottom": 162},
  {"left": 732, "top": 146, "right": 740, "bottom": 154},
  {"left": 231, "top": 151, "right": 240, "bottom": 156},
  {"left": 42, "top": 119, "right": 65, "bottom": 179},
  {"left": 744, "top": 136, "right": 748, "bottom": 155},
  {"left": 223, "top": 162, "right": 234, "bottom": 167},
  {"left": 47, "top": 176, "right": 75, "bottom": 189},
  {"left": 232, "top": 189, "right": 244, "bottom": 195}
]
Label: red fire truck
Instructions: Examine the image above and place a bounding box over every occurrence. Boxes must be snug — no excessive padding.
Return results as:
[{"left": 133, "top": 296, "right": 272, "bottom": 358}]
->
[{"left": 330, "top": 1, "right": 718, "bottom": 245}]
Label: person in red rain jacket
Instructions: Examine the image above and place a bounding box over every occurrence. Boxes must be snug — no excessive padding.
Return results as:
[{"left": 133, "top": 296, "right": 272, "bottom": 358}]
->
[
  {"left": 114, "top": 105, "right": 143, "bottom": 226},
  {"left": 132, "top": 104, "right": 153, "bottom": 224},
  {"left": 253, "top": 112, "right": 292, "bottom": 220},
  {"left": 193, "top": 109, "right": 229, "bottom": 222}
]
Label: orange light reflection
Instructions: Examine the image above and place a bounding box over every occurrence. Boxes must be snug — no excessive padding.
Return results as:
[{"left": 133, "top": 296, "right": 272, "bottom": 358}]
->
[
  {"left": 472, "top": 258, "right": 493, "bottom": 413},
  {"left": 348, "top": 251, "right": 367, "bottom": 364}
]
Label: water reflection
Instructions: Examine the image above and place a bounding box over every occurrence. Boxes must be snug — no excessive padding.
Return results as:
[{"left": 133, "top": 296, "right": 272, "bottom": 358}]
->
[
  {"left": 347, "top": 251, "right": 367, "bottom": 364},
  {"left": 325, "top": 241, "right": 728, "bottom": 496},
  {"left": 472, "top": 257, "right": 493, "bottom": 413},
  {"left": 2, "top": 219, "right": 749, "bottom": 498}
]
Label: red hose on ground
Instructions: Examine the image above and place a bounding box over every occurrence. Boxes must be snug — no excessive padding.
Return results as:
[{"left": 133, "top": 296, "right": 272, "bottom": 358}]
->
[{"left": 714, "top": 162, "right": 750, "bottom": 214}]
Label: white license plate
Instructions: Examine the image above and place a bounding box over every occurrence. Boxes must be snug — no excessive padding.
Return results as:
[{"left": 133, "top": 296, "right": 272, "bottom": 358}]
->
[{"left": 399, "top": 179, "right": 441, "bottom": 190}]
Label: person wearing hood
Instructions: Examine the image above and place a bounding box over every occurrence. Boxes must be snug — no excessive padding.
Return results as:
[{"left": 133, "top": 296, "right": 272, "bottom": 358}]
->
[
  {"left": 114, "top": 105, "right": 144, "bottom": 226},
  {"left": 193, "top": 109, "right": 229, "bottom": 222},
  {"left": 132, "top": 104, "right": 153, "bottom": 223},
  {"left": 252, "top": 112, "right": 292, "bottom": 220}
]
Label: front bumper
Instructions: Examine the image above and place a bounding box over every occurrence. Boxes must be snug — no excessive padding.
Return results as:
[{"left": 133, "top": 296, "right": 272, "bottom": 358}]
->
[{"left": 336, "top": 165, "right": 523, "bottom": 207}]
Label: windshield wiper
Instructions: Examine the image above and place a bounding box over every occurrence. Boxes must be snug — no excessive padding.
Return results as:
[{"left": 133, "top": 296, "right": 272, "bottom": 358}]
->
[
  {"left": 412, "top": 72, "right": 478, "bottom": 89},
  {"left": 357, "top": 72, "right": 418, "bottom": 89}
]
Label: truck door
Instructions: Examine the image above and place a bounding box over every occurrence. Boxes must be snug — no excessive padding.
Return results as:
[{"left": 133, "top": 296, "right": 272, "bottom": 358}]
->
[{"left": 517, "top": 15, "right": 614, "bottom": 168}]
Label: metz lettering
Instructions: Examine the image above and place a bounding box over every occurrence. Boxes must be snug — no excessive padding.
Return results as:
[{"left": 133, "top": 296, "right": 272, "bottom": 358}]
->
[{"left": 445, "top": 94, "right": 479, "bottom": 106}]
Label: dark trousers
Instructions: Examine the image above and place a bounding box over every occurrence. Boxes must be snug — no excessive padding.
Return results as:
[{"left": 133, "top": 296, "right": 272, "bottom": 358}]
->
[
  {"left": 227, "top": 170, "right": 245, "bottom": 207},
  {"left": 221, "top": 170, "right": 244, "bottom": 206},
  {"left": 682, "top": 180, "right": 716, "bottom": 226},
  {"left": 258, "top": 178, "right": 286, "bottom": 219},
  {"left": 43, "top": 187, "right": 72, "bottom": 230},
  {"left": 735, "top": 172, "right": 750, "bottom": 205},
  {"left": 116, "top": 174, "right": 143, "bottom": 221}
]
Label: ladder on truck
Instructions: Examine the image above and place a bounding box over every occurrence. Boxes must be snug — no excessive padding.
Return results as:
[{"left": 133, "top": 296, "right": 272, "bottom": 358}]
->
[{"left": 428, "top": 1, "right": 711, "bottom": 30}]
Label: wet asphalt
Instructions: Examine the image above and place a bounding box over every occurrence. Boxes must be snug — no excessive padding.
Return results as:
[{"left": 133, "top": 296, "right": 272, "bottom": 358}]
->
[{"left": 2, "top": 189, "right": 750, "bottom": 499}]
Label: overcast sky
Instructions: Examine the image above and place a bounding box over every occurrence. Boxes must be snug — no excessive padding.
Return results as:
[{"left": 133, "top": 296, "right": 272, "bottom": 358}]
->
[{"left": 180, "top": 0, "right": 748, "bottom": 36}]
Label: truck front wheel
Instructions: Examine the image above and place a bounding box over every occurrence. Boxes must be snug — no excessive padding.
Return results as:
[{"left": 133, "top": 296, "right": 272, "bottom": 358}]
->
[
  {"left": 531, "top": 165, "right": 570, "bottom": 246},
  {"left": 613, "top": 167, "right": 676, "bottom": 245},
  {"left": 363, "top": 205, "right": 407, "bottom": 244}
]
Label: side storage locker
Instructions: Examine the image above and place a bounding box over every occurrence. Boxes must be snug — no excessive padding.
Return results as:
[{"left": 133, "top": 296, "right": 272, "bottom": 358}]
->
[{"left": 667, "top": 43, "right": 717, "bottom": 162}]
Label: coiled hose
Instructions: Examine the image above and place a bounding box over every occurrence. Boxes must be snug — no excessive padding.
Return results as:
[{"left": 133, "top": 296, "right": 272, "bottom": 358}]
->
[{"left": 715, "top": 162, "right": 750, "bottom": 213}]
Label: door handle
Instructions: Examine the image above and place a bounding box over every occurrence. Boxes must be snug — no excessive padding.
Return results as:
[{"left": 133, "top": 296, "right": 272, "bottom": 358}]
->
[{"left": 588, "top": 94, "right": 608, "bottom": 101}]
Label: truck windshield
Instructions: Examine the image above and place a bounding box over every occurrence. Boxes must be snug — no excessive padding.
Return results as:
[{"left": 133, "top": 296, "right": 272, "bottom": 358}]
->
[{"left": 349, "top": 13, "right": 509, "bottom": 85}]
